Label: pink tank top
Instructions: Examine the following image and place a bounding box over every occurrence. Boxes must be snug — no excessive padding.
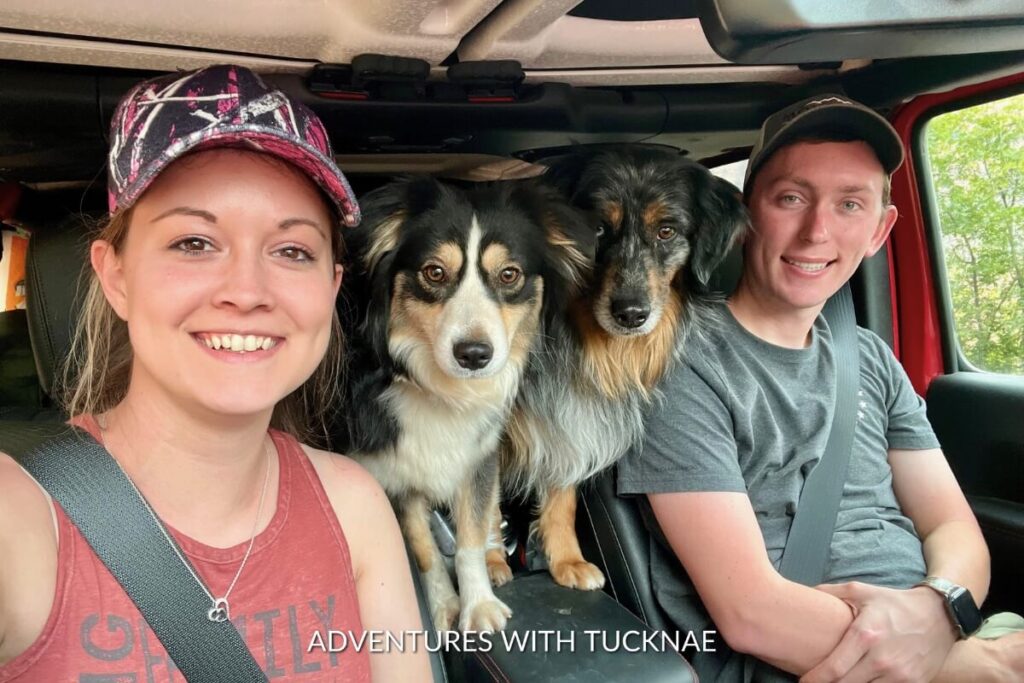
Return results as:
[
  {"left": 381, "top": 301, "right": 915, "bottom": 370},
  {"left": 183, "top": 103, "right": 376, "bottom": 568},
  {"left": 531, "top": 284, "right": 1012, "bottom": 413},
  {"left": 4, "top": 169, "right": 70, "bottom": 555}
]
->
[{"left": 0, "top": 417, "right": 371, "bottom": 682}]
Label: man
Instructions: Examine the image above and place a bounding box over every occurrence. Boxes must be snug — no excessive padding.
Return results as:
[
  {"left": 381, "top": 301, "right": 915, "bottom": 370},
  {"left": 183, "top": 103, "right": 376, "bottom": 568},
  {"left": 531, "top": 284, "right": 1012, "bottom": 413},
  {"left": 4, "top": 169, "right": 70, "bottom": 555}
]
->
[{"left": 618, "top": 95, "right": 1024, "bottom": 682}]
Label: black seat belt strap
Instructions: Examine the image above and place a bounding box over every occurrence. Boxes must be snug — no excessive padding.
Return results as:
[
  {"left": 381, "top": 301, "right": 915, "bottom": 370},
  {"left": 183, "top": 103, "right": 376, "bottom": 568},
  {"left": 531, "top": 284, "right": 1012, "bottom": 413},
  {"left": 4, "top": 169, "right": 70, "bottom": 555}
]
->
[{"left": 0, "top": 423, "right": 268, "bottom": 682}]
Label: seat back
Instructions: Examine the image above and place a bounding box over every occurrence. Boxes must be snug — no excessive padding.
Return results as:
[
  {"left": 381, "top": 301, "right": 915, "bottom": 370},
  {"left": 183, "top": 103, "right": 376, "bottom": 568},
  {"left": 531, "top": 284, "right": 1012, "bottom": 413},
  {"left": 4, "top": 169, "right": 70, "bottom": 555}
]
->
[
  {"left": 0, "top": 308, "right": 47, "bottom": 418},
  {"left": 24, "top": 218, "right": 90, "bottom": 403},
  {"left": 577, "top": 468, "right": 675, "bottom": 631}
]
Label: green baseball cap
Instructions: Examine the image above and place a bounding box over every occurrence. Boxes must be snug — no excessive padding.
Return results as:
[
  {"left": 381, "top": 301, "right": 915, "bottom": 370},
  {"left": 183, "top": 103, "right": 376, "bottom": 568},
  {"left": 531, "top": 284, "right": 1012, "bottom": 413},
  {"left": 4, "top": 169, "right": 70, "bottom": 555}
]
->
[{"left": 744, "top": 94, "right": 905, "bottom": 195}]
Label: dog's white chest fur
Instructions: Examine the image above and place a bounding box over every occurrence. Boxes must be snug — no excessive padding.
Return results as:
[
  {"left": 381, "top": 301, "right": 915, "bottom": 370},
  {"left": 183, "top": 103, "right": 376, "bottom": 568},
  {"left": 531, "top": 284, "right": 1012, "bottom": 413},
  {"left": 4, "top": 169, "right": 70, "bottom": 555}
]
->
[{"left": 361, "top": 380, "right": 508, "bottom": 504}]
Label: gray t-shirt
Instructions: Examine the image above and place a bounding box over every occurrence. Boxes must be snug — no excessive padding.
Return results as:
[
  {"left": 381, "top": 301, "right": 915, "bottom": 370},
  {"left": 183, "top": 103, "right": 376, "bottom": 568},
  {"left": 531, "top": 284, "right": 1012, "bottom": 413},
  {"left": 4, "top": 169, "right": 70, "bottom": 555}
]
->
[{"left": 617, "top": 304, "right": 940, "bottom": 681}]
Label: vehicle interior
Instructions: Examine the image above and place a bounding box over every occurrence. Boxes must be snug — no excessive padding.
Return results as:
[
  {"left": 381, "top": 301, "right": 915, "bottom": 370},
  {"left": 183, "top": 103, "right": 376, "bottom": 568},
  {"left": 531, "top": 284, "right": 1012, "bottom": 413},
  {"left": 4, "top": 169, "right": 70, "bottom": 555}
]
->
[{"left": 1, "top": 1, "right": 1023, "bottom": 680}]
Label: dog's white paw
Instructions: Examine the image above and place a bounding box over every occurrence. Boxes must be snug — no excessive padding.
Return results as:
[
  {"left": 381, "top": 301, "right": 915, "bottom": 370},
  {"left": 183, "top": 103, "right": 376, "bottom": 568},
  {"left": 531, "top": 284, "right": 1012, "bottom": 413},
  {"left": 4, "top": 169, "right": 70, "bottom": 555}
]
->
[
  {"left": 459, "top": 597, "right": 512, "bottom": 633},
  {"left": 431, "top": 594, "right": 461, "bottom": 631},
  {"left": 551, "top": 560, "right": 605, "bottom": 591}
]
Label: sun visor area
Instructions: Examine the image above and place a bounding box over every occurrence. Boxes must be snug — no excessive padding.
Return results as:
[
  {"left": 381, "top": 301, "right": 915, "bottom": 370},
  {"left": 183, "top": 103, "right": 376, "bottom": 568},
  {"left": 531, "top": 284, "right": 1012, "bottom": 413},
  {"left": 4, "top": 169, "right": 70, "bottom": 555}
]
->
[
  {"left": 698, "top": 0, "right": 1024, "bottom": 64},
  {"left": 0, "top": 0, "right": 504, "bottom": 70},
  {"left": 457, "top": 0, "right": 729, "bottom": 69}
]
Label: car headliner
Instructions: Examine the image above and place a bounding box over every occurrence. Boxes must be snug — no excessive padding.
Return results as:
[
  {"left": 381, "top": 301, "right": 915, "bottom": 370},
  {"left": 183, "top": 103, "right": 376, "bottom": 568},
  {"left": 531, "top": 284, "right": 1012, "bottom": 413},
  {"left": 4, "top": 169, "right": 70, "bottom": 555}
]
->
[{"left": 0, "top": 0, "right": 1023, "bottom": 184}]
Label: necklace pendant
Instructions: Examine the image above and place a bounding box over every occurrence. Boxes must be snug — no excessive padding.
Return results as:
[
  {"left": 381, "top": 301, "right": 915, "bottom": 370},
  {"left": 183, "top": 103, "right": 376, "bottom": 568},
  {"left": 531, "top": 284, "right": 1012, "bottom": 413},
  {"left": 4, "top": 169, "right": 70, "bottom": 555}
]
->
[{"left": 207, "top": 597, "right": 230, "bottom": 623}]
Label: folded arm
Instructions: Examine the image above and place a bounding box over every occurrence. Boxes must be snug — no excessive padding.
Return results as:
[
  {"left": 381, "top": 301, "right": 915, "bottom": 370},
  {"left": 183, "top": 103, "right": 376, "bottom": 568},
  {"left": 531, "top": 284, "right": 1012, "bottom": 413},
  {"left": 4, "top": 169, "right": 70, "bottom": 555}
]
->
[
  {"left": 648, "top": 490, "right": 855, "bottom": 675},
  {"left": 799, "top": 448, "right": 987, "bottom": 682}
]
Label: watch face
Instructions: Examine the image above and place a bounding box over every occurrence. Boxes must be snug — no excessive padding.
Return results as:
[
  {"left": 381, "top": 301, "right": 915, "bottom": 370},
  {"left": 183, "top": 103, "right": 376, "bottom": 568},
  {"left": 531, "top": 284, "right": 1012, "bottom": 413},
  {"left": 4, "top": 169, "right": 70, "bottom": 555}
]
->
[{"left": 949, "top": 589, "right": 983, "bottom": 637}]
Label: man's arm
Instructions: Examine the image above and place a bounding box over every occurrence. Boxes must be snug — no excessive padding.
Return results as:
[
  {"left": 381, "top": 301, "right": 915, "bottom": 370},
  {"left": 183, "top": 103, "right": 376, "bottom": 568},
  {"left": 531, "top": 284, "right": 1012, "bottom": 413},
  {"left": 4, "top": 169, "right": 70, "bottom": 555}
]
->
[
  {"left": 890, "top": 447, "right": 989, "bottom": 601},
  {"left": 799, "top": 448, "right": 986, "bottom": 682},
  {"left": 648, "top": 490, "right": 855, "bottom": 675}
]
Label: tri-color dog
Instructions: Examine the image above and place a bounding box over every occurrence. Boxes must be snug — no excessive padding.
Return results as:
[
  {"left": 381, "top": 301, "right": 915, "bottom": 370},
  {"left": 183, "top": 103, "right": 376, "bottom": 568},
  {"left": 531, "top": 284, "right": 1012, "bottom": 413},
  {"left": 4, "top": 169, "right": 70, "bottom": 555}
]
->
[
  {"left": 491, "top": 146, "right": 748, "bottom": 591},
  {"left": 339, "top": 176, "right": 594, "bottom": 631}
]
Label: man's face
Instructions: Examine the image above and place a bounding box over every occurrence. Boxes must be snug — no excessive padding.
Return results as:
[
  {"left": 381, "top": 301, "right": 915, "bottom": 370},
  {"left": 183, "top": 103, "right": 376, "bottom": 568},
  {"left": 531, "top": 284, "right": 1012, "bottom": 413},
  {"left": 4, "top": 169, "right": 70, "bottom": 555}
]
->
[{"left": 744, "top": 140, "right": 898, "bottom": 315}]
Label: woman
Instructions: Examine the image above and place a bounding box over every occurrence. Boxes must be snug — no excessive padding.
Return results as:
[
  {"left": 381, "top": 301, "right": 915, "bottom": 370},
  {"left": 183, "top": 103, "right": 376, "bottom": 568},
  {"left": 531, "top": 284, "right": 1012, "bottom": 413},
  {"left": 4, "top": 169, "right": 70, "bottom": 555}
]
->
[{"left": 0, "top": 65, "right": 430, "bottom": 681}]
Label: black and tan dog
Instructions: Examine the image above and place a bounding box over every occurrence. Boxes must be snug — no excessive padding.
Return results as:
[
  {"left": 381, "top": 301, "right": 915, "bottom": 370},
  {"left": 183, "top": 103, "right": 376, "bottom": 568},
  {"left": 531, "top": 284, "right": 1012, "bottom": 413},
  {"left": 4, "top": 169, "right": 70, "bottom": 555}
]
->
[
  {"left": 490, "top": 146, "right": 748, "bottom": 590},
  {"left": 339, "top": 176, "right": 594, "bottom": 631}
]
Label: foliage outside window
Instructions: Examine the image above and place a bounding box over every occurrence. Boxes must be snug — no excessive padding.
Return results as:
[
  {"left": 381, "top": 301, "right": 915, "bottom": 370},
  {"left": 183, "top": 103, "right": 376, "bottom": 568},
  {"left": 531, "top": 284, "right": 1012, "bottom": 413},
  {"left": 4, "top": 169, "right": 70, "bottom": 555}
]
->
[{"left": 926, "top": 94, "right": 1024, "bottom": 375}]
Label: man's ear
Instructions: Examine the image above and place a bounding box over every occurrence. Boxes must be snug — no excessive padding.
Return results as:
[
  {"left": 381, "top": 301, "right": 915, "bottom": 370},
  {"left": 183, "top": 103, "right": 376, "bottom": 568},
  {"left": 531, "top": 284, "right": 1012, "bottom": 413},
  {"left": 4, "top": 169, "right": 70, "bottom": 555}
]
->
[
  {"left": 866, "top": 204, "right": 899, "bottom": 258},
  {"left": 91, "top": 240, "right": 129, "bottom": 320}
]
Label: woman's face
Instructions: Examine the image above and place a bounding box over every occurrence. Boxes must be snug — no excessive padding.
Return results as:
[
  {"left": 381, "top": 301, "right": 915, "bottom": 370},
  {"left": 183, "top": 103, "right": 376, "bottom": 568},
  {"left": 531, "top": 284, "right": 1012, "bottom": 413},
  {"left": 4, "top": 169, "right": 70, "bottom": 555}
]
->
[{"left": 93, "top": 148, "right": 342, "bottom": 422}]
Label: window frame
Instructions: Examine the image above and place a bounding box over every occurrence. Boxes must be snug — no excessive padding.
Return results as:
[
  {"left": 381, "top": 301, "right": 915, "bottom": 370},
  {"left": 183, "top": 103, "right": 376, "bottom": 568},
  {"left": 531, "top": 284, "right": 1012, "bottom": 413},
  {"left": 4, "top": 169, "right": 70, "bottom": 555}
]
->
[{"left": 912, "top": 80, "right": 1024, "bottom": 376}]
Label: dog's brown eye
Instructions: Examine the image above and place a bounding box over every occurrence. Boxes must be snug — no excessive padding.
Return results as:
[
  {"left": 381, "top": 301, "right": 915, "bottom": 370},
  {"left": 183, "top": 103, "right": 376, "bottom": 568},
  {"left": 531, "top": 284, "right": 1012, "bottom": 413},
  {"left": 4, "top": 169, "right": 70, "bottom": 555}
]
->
[
  {"left": 499, "top": 267, "right": 522, "bottom": 285},
  {"left": 422, "top": 265, "right": 447, "bottom": 283},
  {"left": 657, "top": 225, "right": 676, "bottom": 241}
]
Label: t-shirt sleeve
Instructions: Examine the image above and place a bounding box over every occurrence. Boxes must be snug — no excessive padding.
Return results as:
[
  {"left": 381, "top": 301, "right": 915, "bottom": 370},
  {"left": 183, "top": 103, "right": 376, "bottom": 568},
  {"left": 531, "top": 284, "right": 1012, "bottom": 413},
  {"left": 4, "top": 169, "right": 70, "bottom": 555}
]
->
[
  {"left": 617, "top": 358, "right": 747, "bottom": 496},
  {"left": 872, "top": 334, "right": 941, "bottom": 451}
]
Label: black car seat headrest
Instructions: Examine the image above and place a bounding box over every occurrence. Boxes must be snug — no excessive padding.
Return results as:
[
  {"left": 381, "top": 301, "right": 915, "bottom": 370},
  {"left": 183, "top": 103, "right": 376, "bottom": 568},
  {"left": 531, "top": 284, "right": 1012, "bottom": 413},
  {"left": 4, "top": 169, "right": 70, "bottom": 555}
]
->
[
  {"left": 25, "top": 218, "right": 92, "bottom": 401},
  {"left": 0, "top": 309, "right": 42, "bottom": 409},
  {"left": 707, "top": 243, "right": 743, "bottom": 296}
]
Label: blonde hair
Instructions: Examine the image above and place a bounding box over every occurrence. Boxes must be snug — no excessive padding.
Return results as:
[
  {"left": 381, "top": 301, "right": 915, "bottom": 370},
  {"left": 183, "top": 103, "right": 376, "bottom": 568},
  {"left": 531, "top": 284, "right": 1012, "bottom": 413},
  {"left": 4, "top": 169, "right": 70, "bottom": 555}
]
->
[{"left": 62, "top": 207, "right": 346, "bottom": 447}]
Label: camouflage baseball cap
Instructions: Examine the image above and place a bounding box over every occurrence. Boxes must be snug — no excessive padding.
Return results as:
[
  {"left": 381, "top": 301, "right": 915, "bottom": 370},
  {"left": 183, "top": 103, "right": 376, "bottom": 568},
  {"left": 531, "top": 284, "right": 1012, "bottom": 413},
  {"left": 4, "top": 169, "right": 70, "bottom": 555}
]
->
[
  {"left": 744, "top": 94, "right": 904, "bottom": 196},
  {"left": 107, "top": 64, "right": 360, "bottom": 226}
]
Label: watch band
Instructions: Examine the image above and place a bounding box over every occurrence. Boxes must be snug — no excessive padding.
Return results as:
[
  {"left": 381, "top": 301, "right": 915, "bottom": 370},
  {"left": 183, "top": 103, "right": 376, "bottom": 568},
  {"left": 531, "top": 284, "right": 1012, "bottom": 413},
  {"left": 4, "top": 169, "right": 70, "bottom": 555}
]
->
[
  {"left": 915, "top": 576, "right": 983, "bottom": 639},
  {"left": 918, "top": 576, "right": 959, "bottom": 597}
]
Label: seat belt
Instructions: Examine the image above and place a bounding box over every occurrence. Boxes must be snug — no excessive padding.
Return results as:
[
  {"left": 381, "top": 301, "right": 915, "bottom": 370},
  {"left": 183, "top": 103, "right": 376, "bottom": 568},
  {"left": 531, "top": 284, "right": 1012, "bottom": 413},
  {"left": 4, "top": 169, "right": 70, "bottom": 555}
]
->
[
  {"left": 0, "top": 422, "right": 268, "bottom": 682},
  {"left": 744, "top": 285, "right": 862, "bottom": 683},
  {"left": 777, "top": 283, "right": 861, "bottom": 587}
]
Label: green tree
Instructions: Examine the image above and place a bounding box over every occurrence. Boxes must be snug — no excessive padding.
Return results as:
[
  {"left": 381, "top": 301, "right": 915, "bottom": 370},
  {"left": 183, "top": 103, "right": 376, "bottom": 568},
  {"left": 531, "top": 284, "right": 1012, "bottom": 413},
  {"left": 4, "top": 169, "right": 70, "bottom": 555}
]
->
[{"left": 926, "top": 94, "right": 1024, "bottom": 374}]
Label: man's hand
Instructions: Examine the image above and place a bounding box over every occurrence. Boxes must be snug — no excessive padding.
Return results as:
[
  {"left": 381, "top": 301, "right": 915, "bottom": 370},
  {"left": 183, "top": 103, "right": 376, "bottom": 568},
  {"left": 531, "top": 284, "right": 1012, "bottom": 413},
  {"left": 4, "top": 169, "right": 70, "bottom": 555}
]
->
[{"left": 799, "top": 582, "right": 958, "bottom": 683}]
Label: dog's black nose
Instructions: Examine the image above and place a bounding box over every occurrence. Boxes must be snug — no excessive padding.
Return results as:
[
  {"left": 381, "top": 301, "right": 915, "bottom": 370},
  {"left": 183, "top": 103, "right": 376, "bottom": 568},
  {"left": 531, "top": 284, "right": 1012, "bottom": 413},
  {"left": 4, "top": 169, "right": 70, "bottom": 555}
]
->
[
  {"left": 453, "top": 341, "right": 493, "bottom": 370},
  {"left": 611, "top": 299, "right": 650, "bottom": 328}
]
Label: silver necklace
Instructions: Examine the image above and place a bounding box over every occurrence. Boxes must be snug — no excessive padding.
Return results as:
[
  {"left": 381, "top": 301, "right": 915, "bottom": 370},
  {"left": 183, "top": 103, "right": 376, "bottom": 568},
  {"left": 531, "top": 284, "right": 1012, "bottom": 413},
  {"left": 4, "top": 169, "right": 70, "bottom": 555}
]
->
[{"left": 113, "top": 440, "right": 273, "bottom": 623}]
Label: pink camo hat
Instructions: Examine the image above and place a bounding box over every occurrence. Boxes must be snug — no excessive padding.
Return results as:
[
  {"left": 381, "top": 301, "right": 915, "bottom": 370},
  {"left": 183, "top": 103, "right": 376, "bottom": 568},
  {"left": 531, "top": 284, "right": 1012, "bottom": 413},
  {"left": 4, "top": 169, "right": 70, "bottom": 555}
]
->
[{"left": 107, "top": 64, "right": 360, "bottom": 227}]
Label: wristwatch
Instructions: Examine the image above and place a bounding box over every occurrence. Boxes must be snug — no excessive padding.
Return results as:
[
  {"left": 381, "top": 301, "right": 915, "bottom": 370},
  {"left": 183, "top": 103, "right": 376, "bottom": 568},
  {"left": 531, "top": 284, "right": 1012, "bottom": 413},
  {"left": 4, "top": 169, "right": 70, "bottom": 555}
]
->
[{"left": 915, "top": 576, "right": 983, "bottom": 639}]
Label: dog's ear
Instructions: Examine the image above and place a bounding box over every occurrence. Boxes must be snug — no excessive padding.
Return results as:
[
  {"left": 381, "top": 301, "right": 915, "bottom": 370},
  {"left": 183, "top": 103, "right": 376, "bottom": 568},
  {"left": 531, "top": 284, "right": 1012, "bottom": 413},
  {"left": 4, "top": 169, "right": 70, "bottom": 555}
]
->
[
  {"left": 353, "top": 176, "right": 444, "bottom": 365},
  {"left": 539, "top": 188, "right": 596, "bottom": 330},
  {"left": 542, "top": 151, "right": 595, "bottom": 199},
  {"left": 364, "top": 248, "right": 398, "bottom": 366},
  {"left": 355, "top": 176, "right": 444, "bottom": 275},
  {"left": 687, "top": 170, "right": 749, "bottom": 291},
  {"left": 522, "top": 182, "right": 597, "bottom": 296}
]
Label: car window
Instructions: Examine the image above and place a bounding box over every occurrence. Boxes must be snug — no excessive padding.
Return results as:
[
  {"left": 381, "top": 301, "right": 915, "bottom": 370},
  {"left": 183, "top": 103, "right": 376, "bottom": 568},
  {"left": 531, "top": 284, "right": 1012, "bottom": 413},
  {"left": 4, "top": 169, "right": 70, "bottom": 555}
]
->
[
  {"left": 1, "top": 227, "right": 29, "bottom": 311},
  {"left": 711, "top": 159, "right": 747, "bottom": 190},
  {"left": 924, "top": 92, "right": 1024, "bottom": 375}
]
